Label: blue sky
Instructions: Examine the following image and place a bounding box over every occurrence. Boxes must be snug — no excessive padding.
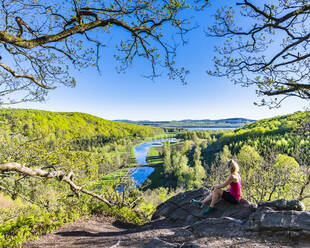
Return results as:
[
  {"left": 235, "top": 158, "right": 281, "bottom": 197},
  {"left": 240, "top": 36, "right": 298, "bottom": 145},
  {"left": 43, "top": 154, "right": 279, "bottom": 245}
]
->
[{"left": 13, "top": 1, "right": 308, "bottom": 121}]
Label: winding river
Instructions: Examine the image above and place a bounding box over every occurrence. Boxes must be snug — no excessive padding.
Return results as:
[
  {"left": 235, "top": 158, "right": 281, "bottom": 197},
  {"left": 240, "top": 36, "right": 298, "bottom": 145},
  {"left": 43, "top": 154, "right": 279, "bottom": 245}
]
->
[{"left": 128, "top": 138, "right": 176, "bottom": 187}]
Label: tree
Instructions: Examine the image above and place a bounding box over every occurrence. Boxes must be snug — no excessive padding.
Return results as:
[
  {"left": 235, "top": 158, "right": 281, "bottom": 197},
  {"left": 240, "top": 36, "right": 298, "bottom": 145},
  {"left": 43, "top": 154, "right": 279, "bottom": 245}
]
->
[
  {"left": 268, "top": 154, "right": 302, "bottom": 200},
  {"left": 208, "top": 0, "right": 310, "bottom": 107},
  {"left": 181, "top": 140, "right": 192, "bottom": 154},
  {"left": 163, "top": 142, "right": 172, "bottom": 174},
  {"left": 192, "top": 145, "right": 205, "bottom": 187},
  {"left": 237, "top": 145, "right": 264, "bottom": 202},
  {"left": 220, "top": 145, "right": 232, "bottom": 165},
  {"left": 0, "top": 0, "right": 201, "bottom": 104}
]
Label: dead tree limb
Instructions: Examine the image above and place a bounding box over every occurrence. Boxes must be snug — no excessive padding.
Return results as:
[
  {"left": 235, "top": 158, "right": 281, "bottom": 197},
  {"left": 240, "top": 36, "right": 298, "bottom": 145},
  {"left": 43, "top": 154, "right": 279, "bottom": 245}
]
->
[{"left": 0, "top": 162, "right": 112, "bottom": 207}]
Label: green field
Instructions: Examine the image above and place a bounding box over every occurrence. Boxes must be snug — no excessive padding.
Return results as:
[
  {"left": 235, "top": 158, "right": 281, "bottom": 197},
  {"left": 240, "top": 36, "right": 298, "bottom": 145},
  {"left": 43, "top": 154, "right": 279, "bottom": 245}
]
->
[{"left": 146, "top": 147, "right": 163, "bottom": 165}]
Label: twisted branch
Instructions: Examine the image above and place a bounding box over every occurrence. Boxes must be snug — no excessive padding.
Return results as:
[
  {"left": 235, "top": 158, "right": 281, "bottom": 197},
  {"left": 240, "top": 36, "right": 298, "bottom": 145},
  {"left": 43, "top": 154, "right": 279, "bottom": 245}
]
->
[{"left": 0, "top": 162, "right": 112, "bottom": 207}]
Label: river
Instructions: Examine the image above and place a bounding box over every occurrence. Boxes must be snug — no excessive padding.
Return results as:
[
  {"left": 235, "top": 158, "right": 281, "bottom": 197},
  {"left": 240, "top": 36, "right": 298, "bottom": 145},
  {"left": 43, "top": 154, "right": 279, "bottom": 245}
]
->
[{"left": 127, "top": 138, "right": 176, "bottom": 188}]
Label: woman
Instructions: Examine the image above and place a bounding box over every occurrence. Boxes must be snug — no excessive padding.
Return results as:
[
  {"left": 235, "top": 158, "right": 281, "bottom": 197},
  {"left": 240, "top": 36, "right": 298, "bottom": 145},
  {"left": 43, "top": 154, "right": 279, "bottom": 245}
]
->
[{"left": 192, "top": 159, "right": 242, "bottom": 214}]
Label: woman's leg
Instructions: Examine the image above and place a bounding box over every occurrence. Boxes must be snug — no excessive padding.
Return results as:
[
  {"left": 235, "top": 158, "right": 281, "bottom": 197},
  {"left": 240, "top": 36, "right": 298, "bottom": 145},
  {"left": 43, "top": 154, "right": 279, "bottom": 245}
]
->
[
  {"left": 201, "top": 191, "right": 213, "bottom": 204},
  {"left": 209, "top": 188, "right": 223, "bottom": 208}
]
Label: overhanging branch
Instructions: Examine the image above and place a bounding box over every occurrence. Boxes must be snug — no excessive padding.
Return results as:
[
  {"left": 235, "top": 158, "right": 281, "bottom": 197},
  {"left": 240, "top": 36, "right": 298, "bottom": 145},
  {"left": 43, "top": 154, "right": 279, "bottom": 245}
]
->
[
  {"left": 0, "top": 18, "right": 151, "bottom": 49},
  {"left": 0, "top": 162, "right": 112, "bottom": 207},
  {"left": 0, "top": 62, "right": 54, "bottom": 89}
]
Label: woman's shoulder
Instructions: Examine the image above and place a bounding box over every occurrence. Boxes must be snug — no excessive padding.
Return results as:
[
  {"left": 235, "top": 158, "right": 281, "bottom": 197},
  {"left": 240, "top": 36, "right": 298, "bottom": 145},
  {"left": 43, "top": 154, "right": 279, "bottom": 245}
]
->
[{"left": 231, "top": 173, "right": 240, "bottom": 182}]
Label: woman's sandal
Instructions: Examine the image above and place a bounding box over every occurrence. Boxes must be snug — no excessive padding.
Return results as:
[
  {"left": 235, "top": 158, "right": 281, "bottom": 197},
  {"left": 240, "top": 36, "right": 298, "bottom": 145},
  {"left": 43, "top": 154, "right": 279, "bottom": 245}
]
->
[
  {"left": 191, "top": 199, "right": 203, "bottom": 208},
  {"left": 203, "top": 207, "right": 215, "bottom": 215}
]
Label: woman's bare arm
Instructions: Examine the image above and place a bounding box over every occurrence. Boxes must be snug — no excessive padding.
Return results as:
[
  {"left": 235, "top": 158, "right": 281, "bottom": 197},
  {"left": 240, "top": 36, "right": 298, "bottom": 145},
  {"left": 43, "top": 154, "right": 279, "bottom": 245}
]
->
[{"left": 213, "top": 175, "right": 234, "bottom": 190}]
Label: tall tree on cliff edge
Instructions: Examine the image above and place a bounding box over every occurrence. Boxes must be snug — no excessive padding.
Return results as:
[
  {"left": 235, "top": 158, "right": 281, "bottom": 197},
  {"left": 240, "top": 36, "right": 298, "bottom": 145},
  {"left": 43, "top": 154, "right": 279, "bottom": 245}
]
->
[
  {"left": 0, "top": 0, "right": 205, "bottom": 104},
  {"left": 208, "top": 0, "right": 310, "bottom": 107}
]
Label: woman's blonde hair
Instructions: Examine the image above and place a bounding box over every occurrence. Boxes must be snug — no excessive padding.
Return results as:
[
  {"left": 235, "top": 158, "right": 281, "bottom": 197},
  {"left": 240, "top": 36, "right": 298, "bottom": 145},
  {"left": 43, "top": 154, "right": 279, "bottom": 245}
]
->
[{"left": 227, "top": 159, "right": 239, "bottom": 174}]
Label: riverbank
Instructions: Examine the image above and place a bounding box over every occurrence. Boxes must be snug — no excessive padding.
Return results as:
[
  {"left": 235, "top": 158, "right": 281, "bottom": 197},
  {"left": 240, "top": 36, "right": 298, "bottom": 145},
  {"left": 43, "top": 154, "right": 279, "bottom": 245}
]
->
[
  {"left": 101, "top": 137, "right": 176, "bottom": 187},
  {"left": 144, "top": 147, "right": 164, "bottom": 189},
  {"left": 144, "top": 139, "right": 186, "bottom": 189}
]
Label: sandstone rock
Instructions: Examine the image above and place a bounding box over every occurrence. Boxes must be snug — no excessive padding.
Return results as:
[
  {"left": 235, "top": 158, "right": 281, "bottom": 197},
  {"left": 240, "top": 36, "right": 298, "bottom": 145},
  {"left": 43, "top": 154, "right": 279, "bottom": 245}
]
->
[
  {"left": 258, "top": 199, "right": 305, "bottom": 211},
  {"left": 245, "top": 208, "right": 310, "bottom": 238},
  {"left": 173, "top": 228, "right": 193, "bottom": 238},
  {"left": 152, "top": 188, "right": 256, "bottom": 225},
  {"left": 141, "top": 237, "right": 179, "bottom": 248},
  {"left": 182, "top": 241, "right": 206, "bottom": 248},
  {"left": 151, "top": 187, "right": 310, "bottom": 240},
  {"left": 188, "top": 217, "right": 244, "bottom": 237},
  {"left": 152, "top": 187, "right": 207, "bottom": 224}
]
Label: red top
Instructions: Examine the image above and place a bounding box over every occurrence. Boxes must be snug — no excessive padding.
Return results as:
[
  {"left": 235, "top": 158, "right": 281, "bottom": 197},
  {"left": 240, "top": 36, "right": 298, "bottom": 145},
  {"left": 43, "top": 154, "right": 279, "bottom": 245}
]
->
[{"left": 229, "top": 174, "right": 241, "bottom": 200}]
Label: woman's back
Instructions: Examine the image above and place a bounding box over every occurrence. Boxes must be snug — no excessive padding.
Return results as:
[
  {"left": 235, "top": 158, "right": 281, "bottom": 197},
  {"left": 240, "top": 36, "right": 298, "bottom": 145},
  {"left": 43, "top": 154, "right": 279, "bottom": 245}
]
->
[{"left": 229, "top": 174, "right": 241, "bottom": 200}]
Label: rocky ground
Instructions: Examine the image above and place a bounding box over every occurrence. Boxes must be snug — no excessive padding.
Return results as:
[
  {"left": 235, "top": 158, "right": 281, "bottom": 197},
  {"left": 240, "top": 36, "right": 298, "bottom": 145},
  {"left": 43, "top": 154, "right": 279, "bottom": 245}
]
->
[{"left": 25, "top": 188, "right": 310, "bottom": 248}]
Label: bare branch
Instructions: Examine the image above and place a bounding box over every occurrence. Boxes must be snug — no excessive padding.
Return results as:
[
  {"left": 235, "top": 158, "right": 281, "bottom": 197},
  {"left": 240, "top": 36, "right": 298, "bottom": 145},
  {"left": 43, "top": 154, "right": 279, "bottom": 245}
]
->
[
  {"left": 0, "top": 162, "right": 112, "bottom": 207},
  {"left": 0, "top": 62, "right": 54, "bottom": 89},
  {"left": 209, "top": 0, "right": 310, "bottom": 106}
]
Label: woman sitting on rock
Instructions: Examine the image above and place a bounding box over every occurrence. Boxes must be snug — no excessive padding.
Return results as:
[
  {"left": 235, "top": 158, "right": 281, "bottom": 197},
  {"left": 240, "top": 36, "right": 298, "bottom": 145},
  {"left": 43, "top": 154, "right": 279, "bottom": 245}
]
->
[{"left": 192, "top": 159, "right": 242, "bottom": 214}]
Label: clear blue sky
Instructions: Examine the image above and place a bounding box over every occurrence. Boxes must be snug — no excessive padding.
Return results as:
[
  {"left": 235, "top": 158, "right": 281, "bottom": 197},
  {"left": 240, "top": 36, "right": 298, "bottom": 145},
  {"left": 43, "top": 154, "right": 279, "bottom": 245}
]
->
[{"left": 13, "top": 1, "right": 308, "bottom": 121}]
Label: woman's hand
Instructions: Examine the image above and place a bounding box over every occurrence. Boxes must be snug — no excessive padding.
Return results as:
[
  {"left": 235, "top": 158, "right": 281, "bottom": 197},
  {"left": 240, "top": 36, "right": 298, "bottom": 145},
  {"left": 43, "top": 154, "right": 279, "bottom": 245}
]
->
[{"left": 211, "top": 185, "right": 218, "bottom": 191}]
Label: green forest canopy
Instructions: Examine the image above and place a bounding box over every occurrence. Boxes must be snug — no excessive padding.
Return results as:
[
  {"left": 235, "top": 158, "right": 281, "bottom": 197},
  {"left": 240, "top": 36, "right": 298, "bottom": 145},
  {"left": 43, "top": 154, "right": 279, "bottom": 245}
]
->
[{"left": 0, "top": 108, "right": 164, "bottom": 141}]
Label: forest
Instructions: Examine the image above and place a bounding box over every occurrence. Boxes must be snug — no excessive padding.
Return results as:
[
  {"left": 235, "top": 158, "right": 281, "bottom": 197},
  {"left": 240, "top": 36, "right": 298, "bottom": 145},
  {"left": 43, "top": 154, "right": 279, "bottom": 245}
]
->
[{"left": 0, "top": 108, "right": 309, "bottom": 247}]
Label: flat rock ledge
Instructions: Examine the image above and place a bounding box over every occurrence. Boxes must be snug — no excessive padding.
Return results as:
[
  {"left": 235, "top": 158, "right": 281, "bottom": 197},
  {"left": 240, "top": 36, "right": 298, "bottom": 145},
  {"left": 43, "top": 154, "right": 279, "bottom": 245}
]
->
[
  {"left": 143, "top": 187, "right": 310, "bottom": 247},
  {"left": 152, "top": 187, "right": 257, "bottom": 225},
  {"left": 142, "top": 237, "right": 204, "bottom": 248}
]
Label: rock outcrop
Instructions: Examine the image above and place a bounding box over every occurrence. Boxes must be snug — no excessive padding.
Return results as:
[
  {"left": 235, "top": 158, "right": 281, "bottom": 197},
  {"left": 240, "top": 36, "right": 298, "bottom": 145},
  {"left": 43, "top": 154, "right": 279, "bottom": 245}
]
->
[
  {"left": 258, "top": 199, "right": 305, "bottom": 211},
  {"left": 246, "top": 205, "right": 310, "bottom": 238},
  {"left": 152, "top": 187, "right": 256, "bottom": 225},
  {"left": 145, "top": 188, "right": 310, "bottom": 247},
  {"left": 142, "top": 237, "right": 179, "bottom": 248}
]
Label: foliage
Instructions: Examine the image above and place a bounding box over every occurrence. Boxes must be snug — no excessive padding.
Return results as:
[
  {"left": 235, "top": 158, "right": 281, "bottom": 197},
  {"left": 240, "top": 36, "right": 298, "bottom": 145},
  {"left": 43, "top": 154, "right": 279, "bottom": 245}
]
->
[
  {"left": 143, "top": 187, "right": 183, "bottom": 208},
  {"left": 192, "top": 146, "right": 206, "bottom": 188},
  {"left": 176, "top": 130, "right": 212, "bottom": 140},
  {"left": 161, "top": 141, "right": 205, "bottom": 189},
  {"left": 0, "top": 108, "right": 309, "bottom": 247},
  {"left": 208, "top": 0, "right": 310, "bottom": 106},
  {"left": 146, "top": 147, "right": 162, "bottom": 165},
  {"left": 0, "top": 108, "right": 163, "bottom": 142},
  {"left": 205, "top": 144, "right": 308, "bottom": 204},
  {"left": 203, "top": 111, "right": 310, "bottom": 205},
  {"left": 0, "top": 197, "right": 88, "bottom": 247},
  {"left": 163, "top": 142, "right": 172, "bottom": 174},
  {"left": 207, "top": 111, "right": 310, "bottom": 165}
]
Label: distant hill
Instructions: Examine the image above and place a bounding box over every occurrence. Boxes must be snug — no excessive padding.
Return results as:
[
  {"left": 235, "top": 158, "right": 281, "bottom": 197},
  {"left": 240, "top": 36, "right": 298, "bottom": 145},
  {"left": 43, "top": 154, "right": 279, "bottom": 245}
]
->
[
  {"left": 0, "top": 109, "right": 164, "bottom": 141},
  {"left": 115, "top": 118, "right": 255, "bottom": 128},
  {"left": 208, "top": 111, "right": 310, "bottom": 154}
]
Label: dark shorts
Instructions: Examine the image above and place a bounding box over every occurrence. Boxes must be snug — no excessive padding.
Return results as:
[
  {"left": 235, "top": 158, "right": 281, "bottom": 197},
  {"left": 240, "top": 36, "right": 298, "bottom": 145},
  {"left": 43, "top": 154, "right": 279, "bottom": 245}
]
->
[{"left": 222, "top": 191, "right": 240, "bottom": 204}]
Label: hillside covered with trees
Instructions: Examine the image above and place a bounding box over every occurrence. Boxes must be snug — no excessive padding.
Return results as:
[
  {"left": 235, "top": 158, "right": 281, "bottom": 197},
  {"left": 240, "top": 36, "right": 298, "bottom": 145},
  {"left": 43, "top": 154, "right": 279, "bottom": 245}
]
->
[
  {"left": 207, "top": 111, "right": 310, "bottom": 162},
  {"left": 0, "top": 109, "right": 164, "bottom": 142}
]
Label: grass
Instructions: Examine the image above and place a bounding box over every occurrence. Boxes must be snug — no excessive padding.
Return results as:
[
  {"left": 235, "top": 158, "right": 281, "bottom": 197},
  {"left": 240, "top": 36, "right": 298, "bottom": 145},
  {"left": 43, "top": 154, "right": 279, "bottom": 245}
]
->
[
  {"left": 129, "top": 145, "right": 137, "bottom": 167},
  {"left": 100, "top": 168, "right": 131, "bottom": 185},
  {"left": 144, "top": 147, "right": 166, "bottom": 189},
  {"left": 146, "top": 147, "right": 163, "bottom": 165}
]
